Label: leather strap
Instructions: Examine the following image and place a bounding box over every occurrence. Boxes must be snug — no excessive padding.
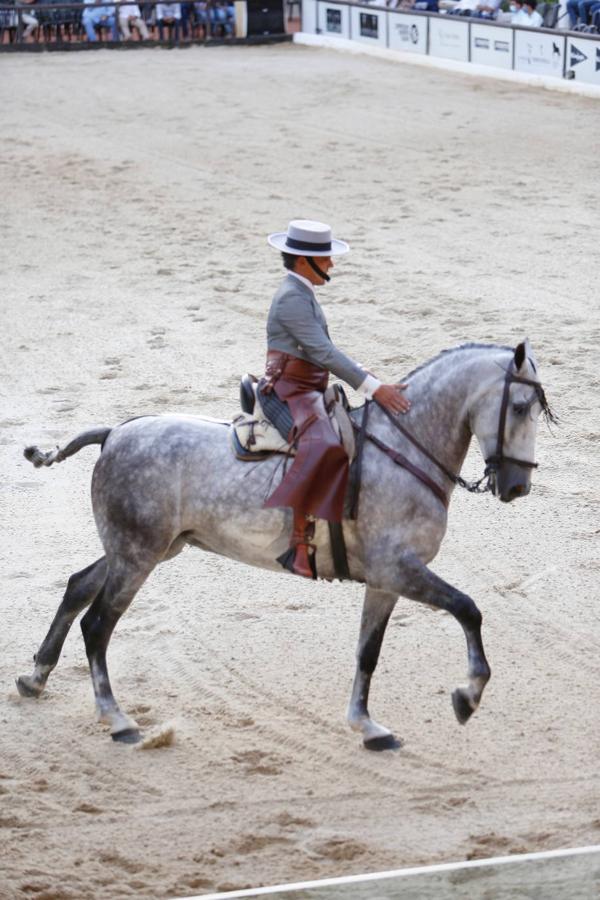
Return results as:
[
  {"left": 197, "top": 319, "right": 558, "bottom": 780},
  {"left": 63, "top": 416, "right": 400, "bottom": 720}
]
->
[
  {"left": 348, "top": 400, "right": 370, "bottom": 520},
  {"left": 376, "top": 401, "right": 458, "bottom": 485},
  {"left": 358, "top": 424, "right": 448, "bottom": 509},
  {"left": 486, "top": 370, "right": 540, "bottom": 472},
  {"left": 328, "top": 521, "right": 351, "bottom": 581}
]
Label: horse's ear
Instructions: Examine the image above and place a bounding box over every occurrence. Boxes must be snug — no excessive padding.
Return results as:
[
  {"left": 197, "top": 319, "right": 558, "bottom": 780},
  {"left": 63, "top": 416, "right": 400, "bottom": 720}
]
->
[{"left": 514, "top": 341, "right": 527, "bottom": 371}]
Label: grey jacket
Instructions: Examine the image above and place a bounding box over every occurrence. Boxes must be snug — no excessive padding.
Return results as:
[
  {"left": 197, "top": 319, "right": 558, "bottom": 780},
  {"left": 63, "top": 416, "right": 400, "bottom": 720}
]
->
[{"left": 266, "top": 275, "right": 366, "bottom": 390}]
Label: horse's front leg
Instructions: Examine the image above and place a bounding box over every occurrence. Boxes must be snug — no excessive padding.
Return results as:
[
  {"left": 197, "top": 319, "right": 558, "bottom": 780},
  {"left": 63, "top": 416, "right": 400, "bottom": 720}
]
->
[
  {"left": 375, "top": 551, "right": 491, "bottom": 725},
  {"left": 347, "top": 587, "right": 400, "bottom": 751}
]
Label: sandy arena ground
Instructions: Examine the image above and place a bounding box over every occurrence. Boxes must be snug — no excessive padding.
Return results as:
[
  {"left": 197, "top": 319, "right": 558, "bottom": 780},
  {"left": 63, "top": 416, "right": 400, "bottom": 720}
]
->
[{"left": 1, "top": 43, "right": 599, "bottom": 899}]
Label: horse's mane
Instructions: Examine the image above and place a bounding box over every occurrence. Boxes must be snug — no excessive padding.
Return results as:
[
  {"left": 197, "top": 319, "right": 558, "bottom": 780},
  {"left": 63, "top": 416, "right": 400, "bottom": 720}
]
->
[{"left": 403, "top": 342, "right": 513, "bottom": 381}]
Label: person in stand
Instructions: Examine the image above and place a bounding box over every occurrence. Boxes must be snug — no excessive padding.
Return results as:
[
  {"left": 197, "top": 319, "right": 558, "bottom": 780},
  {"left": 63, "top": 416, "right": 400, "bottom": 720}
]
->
[
  {"left": 82, "top": 0, "right": 119, "bottom": 40},
  {"left": 155, "top": 0, "right": 181, "bottom": 39},
  {"left": 260, "top": 219, "right": 410, "bottom": 579},
  {"left": 514, "top": 0, "right": 542, "bottom": 24},
  {"left": 471, "top": 0, "right": 500, "bottom": 17},
  {"left": 509, "top": 0, "right": 525, "bottom": 20},
  {"left": 118, "top": 1, "right": 150, "bottom": 38}
]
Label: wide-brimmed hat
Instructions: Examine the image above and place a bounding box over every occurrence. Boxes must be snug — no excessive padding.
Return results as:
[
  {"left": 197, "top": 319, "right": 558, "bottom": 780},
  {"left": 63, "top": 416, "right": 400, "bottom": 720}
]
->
[{"left": 267, "top": 219, "right": 350, "bottom": 257}]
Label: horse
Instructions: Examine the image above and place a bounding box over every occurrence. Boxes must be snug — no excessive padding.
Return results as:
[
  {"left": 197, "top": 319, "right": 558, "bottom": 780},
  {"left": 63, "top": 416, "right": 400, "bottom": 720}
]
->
[{"left": 17, "top": 340, "right": 554, "bottom": 749}]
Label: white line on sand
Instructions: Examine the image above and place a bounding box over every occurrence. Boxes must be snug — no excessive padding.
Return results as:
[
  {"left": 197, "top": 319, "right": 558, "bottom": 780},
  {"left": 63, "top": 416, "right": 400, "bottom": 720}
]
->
[{"left": 179, "top": 843, "right": 600, "bottom": 898}]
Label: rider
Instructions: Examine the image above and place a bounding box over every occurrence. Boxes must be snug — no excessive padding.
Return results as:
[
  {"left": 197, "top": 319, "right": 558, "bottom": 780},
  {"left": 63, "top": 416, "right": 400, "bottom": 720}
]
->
[{"left": 261, "top": 219, "right": 410, "bottom": 579}]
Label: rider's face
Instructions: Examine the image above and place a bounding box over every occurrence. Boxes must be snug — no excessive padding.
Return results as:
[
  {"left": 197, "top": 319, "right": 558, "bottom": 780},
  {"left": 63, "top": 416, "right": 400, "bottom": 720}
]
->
[
  {"left": 298, "top": 255, "right": 334, "bottom": 285},
  {"left": 318, "top": 256, "right": 334, "bottom": 280}
]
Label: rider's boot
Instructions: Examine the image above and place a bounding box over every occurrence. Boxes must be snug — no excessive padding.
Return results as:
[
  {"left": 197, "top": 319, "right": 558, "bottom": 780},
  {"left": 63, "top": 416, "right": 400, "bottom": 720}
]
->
[{"left": 277, "top": 511, "right": 316, "bottom": 579}]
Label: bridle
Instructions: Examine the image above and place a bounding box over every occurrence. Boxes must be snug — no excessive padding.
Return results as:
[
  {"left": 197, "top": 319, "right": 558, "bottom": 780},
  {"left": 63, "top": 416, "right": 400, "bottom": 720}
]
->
[
  {"left": 350, "top": 362, "right": 552, "bottom": 514},
  {"left": 483, "top": 365, "right": 549, "bottom": 477}
]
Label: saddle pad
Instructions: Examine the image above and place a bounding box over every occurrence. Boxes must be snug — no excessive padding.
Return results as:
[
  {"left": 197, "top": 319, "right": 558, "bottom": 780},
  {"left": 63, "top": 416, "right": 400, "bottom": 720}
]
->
[
  {"left": 230, "top": 412, "right": 294, "bottom": 459},
  {"left": 231, "top": 386, "right": 356, "bottom": 462}
]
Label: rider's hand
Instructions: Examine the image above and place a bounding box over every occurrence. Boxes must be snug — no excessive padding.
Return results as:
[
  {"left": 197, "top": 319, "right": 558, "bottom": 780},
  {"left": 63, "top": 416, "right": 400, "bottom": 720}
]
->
[{"left": 373, "top": 383, "right": 411, "bottom": 415}]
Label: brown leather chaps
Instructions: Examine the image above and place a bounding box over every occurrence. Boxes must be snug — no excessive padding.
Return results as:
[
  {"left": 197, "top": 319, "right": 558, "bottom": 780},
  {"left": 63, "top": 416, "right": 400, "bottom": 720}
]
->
[{"left": 261, "top": 352, "right": 349, "bottom": 522}]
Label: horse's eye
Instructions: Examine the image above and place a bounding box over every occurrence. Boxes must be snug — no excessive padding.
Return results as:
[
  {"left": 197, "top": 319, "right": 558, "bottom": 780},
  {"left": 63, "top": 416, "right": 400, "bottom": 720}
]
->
[{"left": 513, "top": 402, "right": 527, "bottom": 417}]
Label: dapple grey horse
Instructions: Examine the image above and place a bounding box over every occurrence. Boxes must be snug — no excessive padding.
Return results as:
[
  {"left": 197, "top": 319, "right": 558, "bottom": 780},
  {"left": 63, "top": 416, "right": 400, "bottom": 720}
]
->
[{"left": 18, "top": 341, "right": 552, "bottom": 748}]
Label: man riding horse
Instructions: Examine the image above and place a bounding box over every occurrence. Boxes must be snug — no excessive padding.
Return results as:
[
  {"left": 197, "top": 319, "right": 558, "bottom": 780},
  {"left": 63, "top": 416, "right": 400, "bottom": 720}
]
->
[{"left": 261, "top": 219, "right": 411, "bottom": 579}]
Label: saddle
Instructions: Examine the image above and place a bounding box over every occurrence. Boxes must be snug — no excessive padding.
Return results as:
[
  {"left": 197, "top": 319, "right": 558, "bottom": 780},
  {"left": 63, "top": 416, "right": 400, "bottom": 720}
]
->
[{"left": 230, "top": 374, "right": 356, "bottom": 463}]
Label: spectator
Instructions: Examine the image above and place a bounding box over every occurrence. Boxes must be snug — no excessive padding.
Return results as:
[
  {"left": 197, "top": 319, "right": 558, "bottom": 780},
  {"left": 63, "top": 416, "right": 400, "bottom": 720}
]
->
[
  {"left": 214, "top": 0, "right": 235, "bottom": 33},
  {"left": 180, "top": 1, "right": 192, "bottom": 36},
  {"left": 472, "top": 0, "right": 500, "bottom": 17},
  {"left": 193, "top": 0, "right": 208, "bottom": 33},
  {"left": 20, "top": 0, "right": 39, "bottom": 39},
  {"left": 192, "top": 0, "right": 232, "bottom": 34},
  {"left": 82, "top": 0, "right": 119, "bottom": 40},
  {"left": 450, "top": 0, "right": 499, "bottom": 15},
  {"left": 567, "top": 0, "right": 598, "bottom": 25},
  {"left": 510, "top": 0, "right": 525, "bottom": 20},
  {"left": 118, "top": 1, "right": 149, "bottom": 37},
  {"left": 518, "top": 0, "right": 543, "bottom": 24},
  {"left": 156, "top": 1, "right": 181, "bottom": 39}
]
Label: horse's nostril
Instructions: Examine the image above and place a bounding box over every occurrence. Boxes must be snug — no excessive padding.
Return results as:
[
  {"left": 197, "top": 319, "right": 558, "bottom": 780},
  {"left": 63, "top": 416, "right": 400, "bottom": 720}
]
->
[{"left": 508, "top": 483, "right": 528, "bottom": 501}]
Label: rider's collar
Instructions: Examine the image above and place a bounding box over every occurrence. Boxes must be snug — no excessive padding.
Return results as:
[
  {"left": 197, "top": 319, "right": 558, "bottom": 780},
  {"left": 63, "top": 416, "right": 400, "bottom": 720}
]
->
[{"left": 288, "top": 271, "right": 316, "bottom": 296}]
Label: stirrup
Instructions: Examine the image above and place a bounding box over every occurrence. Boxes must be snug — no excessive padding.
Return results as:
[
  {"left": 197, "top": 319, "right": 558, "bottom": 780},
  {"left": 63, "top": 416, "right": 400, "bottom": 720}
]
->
[{"left": 276, "top": 542, "right": 317, "bottom": 579}]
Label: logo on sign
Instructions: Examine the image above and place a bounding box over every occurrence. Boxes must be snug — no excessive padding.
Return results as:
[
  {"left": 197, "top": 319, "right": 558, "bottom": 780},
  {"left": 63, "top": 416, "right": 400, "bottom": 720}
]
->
[
  {"left": 394, "top": 22, "right": 418, "bottom": 43},
  {"left": 360, "top": 12, "right": 378, "bottom": 38},
  {"left": 569, "top": 43, "right": 587, "bottom": 66},
  {"left": 474, "top": 37, "right": 489, "bottom": 49},
  {"left": 522, "top": 38, "right": 561, "bottom": 69},
  {"left": 326, "top": 8, "right": 342, "bottom": 33},
  {"left": 439, "top": 27, "right": 462, "bottom": 47},
  {"left": 494, "top": 40, "right": 509, "bottom": 52}
]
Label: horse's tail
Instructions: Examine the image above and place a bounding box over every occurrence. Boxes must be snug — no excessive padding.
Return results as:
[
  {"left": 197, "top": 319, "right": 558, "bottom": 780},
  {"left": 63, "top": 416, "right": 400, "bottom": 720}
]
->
[{"left": 24, "top": 426, "right": 112, "bottom": 469}]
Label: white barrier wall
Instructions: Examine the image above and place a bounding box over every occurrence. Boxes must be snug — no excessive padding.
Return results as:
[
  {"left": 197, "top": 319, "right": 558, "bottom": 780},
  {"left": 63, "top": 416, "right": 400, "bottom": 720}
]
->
[
  {"left": 302, "top": 0, "right": 600, "bottom": 87},
  {"left": 429, "top": 16, "right": 469, "bottom": 61}
]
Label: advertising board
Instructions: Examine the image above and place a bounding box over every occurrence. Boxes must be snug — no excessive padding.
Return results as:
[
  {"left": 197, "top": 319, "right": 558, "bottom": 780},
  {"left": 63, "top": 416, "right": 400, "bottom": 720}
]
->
[
  {"left": 349, "top": 4, "right": 387, "bottom": 45},
  {"left": 428, "top": 16, "right": 469, "bottom": 61},
  {"left": 514, "top": 29, "right": 565, "bottom": 77},
  {"left": 564, "top": 36, "right": 600, "bottom": 85},
  {"left": 387, "top": 11, "right": 428, "bottom": 54},
  {"left": 470, "top": 22, "right": 513, "bottom": 69},
  {"left": 317, "top": 1, "right": 350, "bottom": 38}
]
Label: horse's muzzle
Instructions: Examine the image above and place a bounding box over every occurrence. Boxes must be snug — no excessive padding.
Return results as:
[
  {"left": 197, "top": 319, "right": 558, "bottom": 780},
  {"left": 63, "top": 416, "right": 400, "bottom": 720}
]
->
[{"left": 493, "top": 462, "right": 532, "bottom": 503}]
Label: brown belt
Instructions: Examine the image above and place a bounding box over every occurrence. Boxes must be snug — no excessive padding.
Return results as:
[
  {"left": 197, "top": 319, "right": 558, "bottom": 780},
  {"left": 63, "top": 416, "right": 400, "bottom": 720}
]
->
[{"left": 263, "top": 351, "right": 328, "bottom": 393}]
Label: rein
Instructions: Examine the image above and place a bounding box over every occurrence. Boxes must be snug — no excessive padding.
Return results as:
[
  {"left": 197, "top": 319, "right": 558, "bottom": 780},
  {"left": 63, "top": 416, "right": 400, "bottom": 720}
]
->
[{"left": 350, "top": 363, "right": 549, "bottom": 513}]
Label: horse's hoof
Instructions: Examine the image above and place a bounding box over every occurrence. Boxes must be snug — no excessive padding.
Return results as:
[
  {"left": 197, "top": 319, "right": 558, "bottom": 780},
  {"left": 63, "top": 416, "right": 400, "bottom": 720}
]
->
[
  {"left": 15, "top": 676, "right": 43, "bottom": 698},
  {"left": 364, "top": 734, "right": 402, "bottom": 752},
  {"left": 452, "top": 689, "right": 475, "bottom": 725},
  {"left": 111, "top": 728, "right": 142, "bottom": 744}
]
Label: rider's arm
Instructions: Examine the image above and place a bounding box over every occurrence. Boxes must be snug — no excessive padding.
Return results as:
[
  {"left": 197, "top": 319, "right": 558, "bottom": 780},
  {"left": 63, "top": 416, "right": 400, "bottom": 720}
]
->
[
  {"left": 275, "top": 291, "right": 410, "bottom": 413},
  {"left": 275, "top": 291, "right": 369, "bottom": 390}
]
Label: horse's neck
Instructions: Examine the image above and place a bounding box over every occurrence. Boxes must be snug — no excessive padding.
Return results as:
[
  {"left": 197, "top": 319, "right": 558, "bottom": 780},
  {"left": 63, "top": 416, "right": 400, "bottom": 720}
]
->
[{"left": 365, "top": 351, "right": 497, "bottom": 479}]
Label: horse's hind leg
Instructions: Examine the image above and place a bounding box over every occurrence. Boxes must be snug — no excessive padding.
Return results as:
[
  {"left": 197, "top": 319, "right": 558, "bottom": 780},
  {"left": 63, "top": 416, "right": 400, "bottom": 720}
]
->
[
  {"left": 347, "top": 588, "right": 400, "bottom": 751},
  {"left": 80, "top": 561, "right": 152, "bottom": 743},
  {"left": 16, "top": 557, "right": 108, "bottom": 698}
]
